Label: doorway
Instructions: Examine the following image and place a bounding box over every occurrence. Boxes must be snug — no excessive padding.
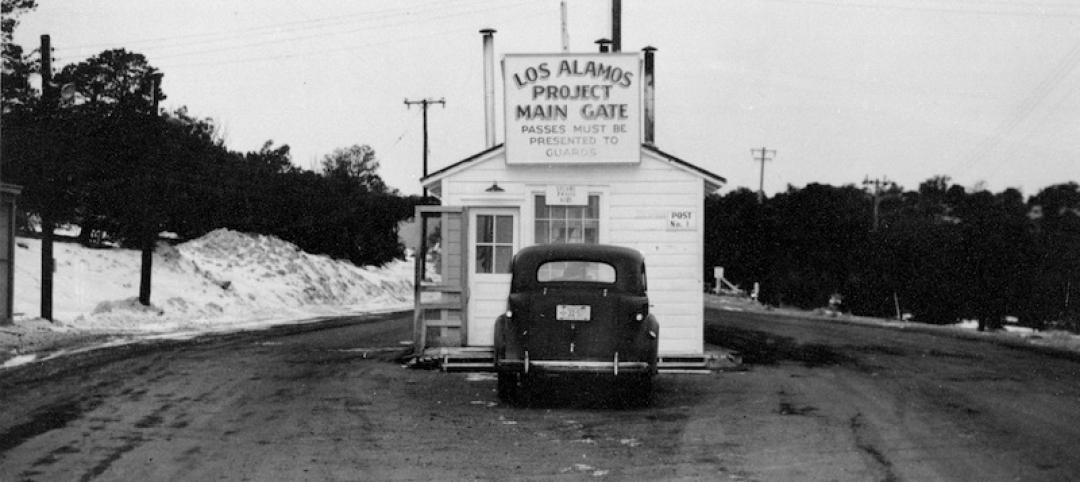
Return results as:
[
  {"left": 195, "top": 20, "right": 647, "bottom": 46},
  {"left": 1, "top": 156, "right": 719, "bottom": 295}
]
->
[{"left": 466, "top": 208, "right": 519, "bottom": 346}]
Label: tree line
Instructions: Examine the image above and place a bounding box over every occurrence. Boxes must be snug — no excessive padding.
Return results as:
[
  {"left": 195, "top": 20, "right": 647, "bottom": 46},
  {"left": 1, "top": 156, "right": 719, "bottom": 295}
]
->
[
  {"left": 704, "top": 178, "right": 1080, "bottom": 332},
  {"left": 2, "top": 9, "right": 423, "bottom": 269}
]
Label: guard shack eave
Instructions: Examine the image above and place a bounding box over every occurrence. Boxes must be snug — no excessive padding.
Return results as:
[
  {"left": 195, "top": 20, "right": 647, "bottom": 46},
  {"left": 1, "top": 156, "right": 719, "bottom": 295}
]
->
[{"left": 420, "top": 144, "right": 726, "bottom": 197}]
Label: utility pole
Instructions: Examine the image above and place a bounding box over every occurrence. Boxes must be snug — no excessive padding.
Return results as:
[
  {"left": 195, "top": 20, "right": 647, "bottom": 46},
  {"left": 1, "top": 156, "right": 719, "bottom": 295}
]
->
[
  {"left": 403, "top": 98, "right": 445, "bottom": 198},
  {"left": 750, "top": 146, "right": 775, "bottom": 203},
  {"left": 40, "top": 34, "right": 55, "bottom": 321},
  {"left": 862, "top": 176, "right": 896, "bottom": 231},
  {"left": 139, "top": 73, "right": 163, "bottom": 307}
]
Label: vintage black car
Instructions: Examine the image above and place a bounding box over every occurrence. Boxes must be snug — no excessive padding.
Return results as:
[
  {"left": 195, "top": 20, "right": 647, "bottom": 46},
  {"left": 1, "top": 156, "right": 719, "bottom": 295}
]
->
[{"left": 494, "top": 244, "right": 659, "bottom": 404}]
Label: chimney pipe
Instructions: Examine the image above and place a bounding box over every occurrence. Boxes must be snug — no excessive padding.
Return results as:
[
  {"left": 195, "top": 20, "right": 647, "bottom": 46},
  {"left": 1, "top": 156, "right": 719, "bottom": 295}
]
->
[
  {"left": 595, "top": 38, "right": 612, "bottom": 53},
  {"left": 481, "top": 28, "right": 497, "bottom": 148},
  {"left": 643, "top": 46, "right": 656, "bottom": 145},
  {"left": 560, "top": 0, "right": 569, "bottom": 52},
  {"left": 611, "top": 0, "right": 621, "bottom": 52}
]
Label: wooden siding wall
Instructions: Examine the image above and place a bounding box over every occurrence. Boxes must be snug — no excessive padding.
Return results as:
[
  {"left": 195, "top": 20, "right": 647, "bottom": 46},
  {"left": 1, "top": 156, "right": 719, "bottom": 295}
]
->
[
  {"left": 442, "top": 213, "right": 464, "bottom": 289},
  {"left": 440, "top": 150, "right": 705, "bottom": 355}
]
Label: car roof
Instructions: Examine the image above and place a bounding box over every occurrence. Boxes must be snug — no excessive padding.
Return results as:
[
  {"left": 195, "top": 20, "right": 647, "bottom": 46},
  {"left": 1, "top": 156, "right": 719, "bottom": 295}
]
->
[
  {"left": 510, "top": 244, "right": 646, "bottom": 293},
  {"left": 513, "top": 243, "right": 644, "bottom": 264}
]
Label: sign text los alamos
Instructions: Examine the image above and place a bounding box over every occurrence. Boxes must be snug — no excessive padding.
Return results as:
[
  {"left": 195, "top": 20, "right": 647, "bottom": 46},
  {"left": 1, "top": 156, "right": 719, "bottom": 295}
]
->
[{"left": 503, "top": 53, "right": 641, "bottom": 164}]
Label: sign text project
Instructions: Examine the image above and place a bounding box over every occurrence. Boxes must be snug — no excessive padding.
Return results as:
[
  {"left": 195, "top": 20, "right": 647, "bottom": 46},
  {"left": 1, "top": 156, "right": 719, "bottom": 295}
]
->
[{"left": 503, "top": 53, "right": 641, "bottom": 164}]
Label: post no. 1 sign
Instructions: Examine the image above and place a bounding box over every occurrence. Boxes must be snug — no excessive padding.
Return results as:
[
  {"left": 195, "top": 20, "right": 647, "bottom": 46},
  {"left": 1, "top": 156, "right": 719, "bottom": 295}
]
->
[{"left": 503, "top": 53, "right": 641, "bottom": 164}]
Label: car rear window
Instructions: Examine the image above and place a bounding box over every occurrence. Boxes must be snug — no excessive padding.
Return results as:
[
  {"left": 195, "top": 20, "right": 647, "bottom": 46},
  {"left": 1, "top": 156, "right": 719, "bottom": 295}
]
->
[{"left": 537, "top": 261, "right": 616, "bottom": 283}]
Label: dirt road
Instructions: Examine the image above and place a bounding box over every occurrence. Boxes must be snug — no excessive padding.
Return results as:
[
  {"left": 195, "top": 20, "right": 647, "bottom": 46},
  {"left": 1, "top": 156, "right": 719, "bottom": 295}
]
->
[{"left": 1, "top": 309, "right": 1078, "bottom": 481}]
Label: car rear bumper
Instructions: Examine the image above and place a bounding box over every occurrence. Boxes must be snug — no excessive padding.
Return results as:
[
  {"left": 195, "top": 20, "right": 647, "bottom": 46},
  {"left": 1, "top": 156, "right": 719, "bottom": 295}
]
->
[{"left": 497, "top": 357, "right": 654, "bottom": 375}]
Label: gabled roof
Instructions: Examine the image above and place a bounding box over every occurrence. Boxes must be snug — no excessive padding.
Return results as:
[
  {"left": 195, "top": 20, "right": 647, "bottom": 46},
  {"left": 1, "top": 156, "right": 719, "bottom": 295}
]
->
[
  {"left": 421, "top": 143, "right": 505, "bottom": 184},
  {"left": 641, "top": 144, "right": 727, "bottom": 189},
  {"left": 421, "top": 143, "right": 727, "bottom": 193}
]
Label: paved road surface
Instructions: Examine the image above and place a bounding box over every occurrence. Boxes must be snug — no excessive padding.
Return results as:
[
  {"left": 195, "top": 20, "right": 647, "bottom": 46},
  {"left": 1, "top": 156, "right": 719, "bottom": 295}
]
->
[{"left": 1, "top": 308, "right": 1078, "bottom": 481}]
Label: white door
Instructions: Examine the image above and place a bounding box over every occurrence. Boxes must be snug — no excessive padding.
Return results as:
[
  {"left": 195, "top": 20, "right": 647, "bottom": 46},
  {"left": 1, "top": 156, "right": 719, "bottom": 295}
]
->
[{"left": 466, "top": 208, "right": 519, "bottom": 346}]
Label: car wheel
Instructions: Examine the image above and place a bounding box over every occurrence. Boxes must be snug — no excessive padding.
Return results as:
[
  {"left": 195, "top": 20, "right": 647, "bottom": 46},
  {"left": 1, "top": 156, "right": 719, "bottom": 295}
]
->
[
  {"left": 614, "top": 375, "right": 654, "bottom": 408},
  {"left": 497, "top": 372, "right": 518, "bottom": 403}
]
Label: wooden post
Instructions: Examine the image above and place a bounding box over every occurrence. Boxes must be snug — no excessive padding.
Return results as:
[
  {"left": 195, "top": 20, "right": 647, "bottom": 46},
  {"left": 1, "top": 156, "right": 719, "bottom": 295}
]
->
[
  {"left": 138, "top": 73, "right": 162, "bottom": 306},
  {"left": 39, "top": 34, "right": 54, "bottom": 321}
]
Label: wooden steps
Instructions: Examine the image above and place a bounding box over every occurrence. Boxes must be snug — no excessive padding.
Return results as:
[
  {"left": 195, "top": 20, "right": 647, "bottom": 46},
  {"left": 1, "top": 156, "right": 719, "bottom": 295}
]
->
[{"left": 427, "top": 347, "right": 496, "bottom": 372}]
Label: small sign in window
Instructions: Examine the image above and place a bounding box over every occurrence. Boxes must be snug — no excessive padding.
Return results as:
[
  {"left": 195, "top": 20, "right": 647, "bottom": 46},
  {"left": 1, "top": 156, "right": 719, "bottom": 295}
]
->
[{"left": 546, "top": 185, "right": 588, "bottom": 206}]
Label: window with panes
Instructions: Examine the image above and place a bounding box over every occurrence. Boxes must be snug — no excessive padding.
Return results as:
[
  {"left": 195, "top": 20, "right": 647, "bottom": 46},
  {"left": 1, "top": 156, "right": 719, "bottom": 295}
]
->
[
  {"left": 475, "top": 214, "right": 513, "bottom": 273},
  {"left": 534, "top": 195, "right": 600, "bottom": 244}
]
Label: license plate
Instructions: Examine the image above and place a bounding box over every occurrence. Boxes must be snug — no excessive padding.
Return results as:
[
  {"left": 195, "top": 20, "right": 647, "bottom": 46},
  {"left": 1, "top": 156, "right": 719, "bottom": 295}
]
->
[{"left": 556, "top": 304, "right": 591, "bottom": 321}]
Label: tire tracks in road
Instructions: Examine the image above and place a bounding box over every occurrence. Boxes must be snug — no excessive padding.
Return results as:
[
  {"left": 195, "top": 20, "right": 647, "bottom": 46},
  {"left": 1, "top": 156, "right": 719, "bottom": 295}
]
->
[
  {"left": 848, "top": 412, "right": 898, "bottom": 482},
  {"left": 706, "top": 307, "right": 1080, "bottom": 480}
]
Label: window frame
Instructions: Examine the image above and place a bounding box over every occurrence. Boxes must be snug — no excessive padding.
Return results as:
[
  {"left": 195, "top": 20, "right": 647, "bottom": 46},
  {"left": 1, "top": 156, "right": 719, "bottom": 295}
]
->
[
  {"left": 474, "top": 213, "right": 515, "bottom": 274},
  {"left": 533, "top": 194, "right": 601, "bottom": 245}
]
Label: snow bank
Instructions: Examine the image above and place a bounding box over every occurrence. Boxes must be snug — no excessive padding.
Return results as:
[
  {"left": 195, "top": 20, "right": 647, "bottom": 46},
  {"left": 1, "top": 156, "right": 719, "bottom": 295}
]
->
[{"left": 2, "top": 229, "right": 414, "bottom": 366}]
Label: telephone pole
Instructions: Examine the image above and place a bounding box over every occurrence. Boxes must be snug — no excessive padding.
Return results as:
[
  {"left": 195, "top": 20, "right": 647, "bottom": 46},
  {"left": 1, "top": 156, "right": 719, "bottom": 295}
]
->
[
  {"left": 862, "top": 176, "right": 896, "bottom": 231},
  {"left": 40, "top": 34, "right": 55, "bottom": 321},
  {"left": 750, "top": 146, "right": 776, "bottom": 203},
  {"left": 403, "top": 98, "right": 445, "bottom": 198},
  {"left": 139, "top": 72, "right": 163, "bottom": 307}
]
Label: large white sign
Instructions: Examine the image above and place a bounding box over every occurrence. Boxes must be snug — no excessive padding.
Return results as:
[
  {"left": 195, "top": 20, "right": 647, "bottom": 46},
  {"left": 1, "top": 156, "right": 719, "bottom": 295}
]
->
[{"left": 503, "top": 53, "right": 641, "bottom": 164}]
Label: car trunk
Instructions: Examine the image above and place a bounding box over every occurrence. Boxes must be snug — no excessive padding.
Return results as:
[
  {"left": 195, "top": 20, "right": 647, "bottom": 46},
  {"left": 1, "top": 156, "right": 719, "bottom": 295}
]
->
[{"left": 523, "top": 287, "right": 624, "bottom": 361}]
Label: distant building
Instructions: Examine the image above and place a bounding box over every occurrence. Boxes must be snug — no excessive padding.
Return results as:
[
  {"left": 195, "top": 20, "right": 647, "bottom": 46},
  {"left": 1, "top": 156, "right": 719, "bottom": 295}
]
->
[{"left": 1, "top": 184, "right": 23, "bottom": 325}]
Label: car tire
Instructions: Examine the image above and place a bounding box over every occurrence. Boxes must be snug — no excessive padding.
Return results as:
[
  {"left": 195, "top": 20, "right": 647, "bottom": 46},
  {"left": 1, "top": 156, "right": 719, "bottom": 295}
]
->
[
  {"left": 497, "top": 372, "right": 519, "bottom": 403},
  {"left": 614, "top": 374, "right": 654, "bottom": 408}
]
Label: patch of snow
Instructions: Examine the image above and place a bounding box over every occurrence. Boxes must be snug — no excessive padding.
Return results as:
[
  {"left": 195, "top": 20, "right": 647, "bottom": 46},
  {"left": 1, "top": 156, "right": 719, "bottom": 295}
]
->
[{"left": 1, "top": 354, "right": 37, "bottom": 368}]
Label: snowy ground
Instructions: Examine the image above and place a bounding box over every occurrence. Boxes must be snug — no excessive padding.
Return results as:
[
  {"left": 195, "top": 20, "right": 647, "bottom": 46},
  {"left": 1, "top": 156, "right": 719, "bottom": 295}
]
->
[{"left": 1, "top": 229, "right": 413, "bottom": 368}]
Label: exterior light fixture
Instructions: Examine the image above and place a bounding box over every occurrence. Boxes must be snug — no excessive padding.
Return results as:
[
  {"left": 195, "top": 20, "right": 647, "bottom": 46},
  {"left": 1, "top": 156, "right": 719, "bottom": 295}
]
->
[{"left": 485, "top": 181, "right": 505, "bottom": 193}]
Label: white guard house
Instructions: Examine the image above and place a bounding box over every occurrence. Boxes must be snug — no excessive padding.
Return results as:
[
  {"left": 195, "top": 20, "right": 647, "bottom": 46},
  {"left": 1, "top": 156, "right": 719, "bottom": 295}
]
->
[{"left": 413, "top": 36, "right": 725, "bottom": 368}]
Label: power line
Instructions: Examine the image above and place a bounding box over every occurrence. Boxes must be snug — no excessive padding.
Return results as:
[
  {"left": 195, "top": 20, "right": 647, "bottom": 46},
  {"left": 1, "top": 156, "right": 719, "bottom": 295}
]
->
[
  {"left": 164, "top": 4, "right": 546, "bottom": 70},
  {"left": 151, "top": 0, "right": 535, "bottom": 62},
  {"left": 757, "top": 0, "right": 1080, "bottom": 18},
  {"left": 52, "top": 0, "right": 515, "bottom": 55},
  {"left": 50, "top": 0, "right": 536, "bottom": 65},
  {"left": 953, "top": 37, "right": 1080, "bottom": 178},
  {"left": 165, "top": 23, "right": 489, "bottom": 69}
]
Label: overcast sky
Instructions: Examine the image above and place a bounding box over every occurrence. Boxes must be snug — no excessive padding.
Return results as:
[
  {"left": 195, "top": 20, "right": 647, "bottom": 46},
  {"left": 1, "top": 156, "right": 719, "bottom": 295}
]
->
[{"left": 13, "top": 0, "right": 1080, "bottom": 197}]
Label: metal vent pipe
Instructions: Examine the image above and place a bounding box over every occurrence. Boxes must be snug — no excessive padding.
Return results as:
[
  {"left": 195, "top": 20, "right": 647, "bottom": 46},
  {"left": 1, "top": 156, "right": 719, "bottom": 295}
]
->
[
  {"left": 481, "top": 28, "right": 497, "bottom": 148},
  {"left": 643, "top": 46, "right": 656, "bottom": 145},
  {"left": 612, "top": 0, "right": 621, "bottom": 52}
]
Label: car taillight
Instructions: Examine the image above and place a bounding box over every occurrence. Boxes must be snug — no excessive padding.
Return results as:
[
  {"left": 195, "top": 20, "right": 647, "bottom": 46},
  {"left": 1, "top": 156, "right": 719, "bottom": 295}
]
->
[{"left": 631, "top": 303, "right": 649, "bottom": 322}]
